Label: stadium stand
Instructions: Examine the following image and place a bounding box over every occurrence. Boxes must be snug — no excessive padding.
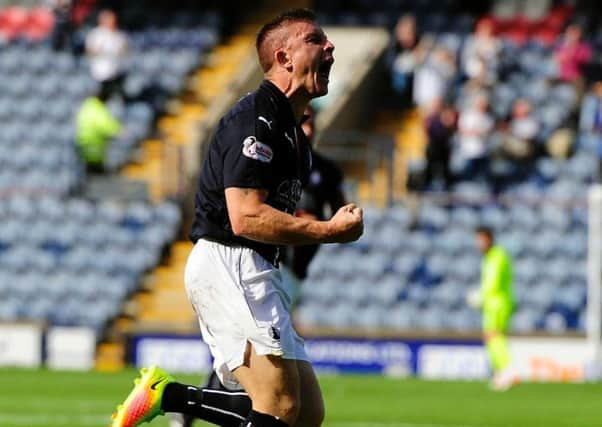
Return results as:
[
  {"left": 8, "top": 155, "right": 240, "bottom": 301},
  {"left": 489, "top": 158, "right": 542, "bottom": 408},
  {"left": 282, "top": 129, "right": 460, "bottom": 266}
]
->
[
  {"left": 0, "top": 0, "right": 597, "bottom": 361},
  {"left": 295, "top": 0, "right": 595, "bottom": 334},
  {"left": 0, "top": 2, "right": 223, "bottom": 341}
]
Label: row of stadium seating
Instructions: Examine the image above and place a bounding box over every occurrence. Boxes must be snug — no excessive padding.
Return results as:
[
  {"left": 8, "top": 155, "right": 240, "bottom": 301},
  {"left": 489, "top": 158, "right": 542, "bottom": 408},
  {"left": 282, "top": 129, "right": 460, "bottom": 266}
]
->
[
  {"left": 0, "top": 196, "right": 181, "bottom": 330},
  {"left": 0, "top": 5, "right": 55, "bottom": 42}
]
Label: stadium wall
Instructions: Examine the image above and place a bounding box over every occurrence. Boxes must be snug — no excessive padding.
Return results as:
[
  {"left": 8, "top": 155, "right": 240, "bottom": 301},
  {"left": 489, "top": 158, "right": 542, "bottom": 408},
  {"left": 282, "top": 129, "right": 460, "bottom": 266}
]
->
[
  {"left": 129, "top": 334, "right": 599, "bottom": 383},
  {"left": 0, "top": 323, "right": 96, "bottom": 370}
]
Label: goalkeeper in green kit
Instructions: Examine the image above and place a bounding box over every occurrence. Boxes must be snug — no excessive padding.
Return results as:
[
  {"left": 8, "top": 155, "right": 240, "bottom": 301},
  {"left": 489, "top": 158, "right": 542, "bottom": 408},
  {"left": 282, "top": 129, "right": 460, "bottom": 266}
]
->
[{"left": 468, "top": 226, "right": 517, "bottom": 391}]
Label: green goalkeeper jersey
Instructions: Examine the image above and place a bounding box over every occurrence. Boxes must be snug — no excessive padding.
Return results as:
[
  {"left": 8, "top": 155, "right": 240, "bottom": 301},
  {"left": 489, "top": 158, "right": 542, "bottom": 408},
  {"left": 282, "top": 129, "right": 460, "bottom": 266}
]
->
[{"left": 481, "top": 245, "right": 515, "bottom": 312}]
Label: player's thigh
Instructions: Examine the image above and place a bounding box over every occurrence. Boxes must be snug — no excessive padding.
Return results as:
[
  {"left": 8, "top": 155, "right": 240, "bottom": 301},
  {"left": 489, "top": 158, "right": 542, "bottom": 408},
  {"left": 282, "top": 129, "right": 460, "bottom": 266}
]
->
[
  {"left": 233, "top": 343, "right": 301, "bottom": 421},
  {"left": 294, "top": 360, "right": 325, "bottom": 427},
  {"left": 483, "top": 308, "right": 511, "bottom": 336}
]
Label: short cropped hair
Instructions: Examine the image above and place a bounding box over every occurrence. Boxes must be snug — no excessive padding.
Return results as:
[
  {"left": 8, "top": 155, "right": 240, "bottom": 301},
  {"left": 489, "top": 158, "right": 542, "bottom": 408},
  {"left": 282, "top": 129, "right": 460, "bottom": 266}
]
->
[
  {"left": 475, "top": 226, "right": 494, "bottom": 240},
  {"left": 256, "top": 8, "right": 316, "bottom": 73}
]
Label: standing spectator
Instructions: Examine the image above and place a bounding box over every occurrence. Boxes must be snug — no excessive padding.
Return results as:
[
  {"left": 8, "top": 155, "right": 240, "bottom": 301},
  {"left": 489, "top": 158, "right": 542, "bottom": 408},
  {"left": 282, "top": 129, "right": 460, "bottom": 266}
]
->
[
  {"left": 554, "top": 24, "right": 592, "bottom": 85},
  {"left": 424, "top": 97, "right": 456, "bottom": 190},
  {"left": 461, "top": 19, "right": 501, "bottom": 85},
  {"left": 413, "top": 45, "right": 456, "bottom": 111},
  {"left": 468, "top": 227, "right": 516, "bottom": 391},
  {"left": 456, "top": 93, "right": 494, "bottom": 181},
  {"left": 75, "top": 88, "right": 121, "bottom": 173},
  {"left": 500, "top": 98, "right": 540, "bottom": 162},
  {"left": 85, "top": 9, "right": 128, "bottom": 99},
  {"left": 389, "top": 14, "right": 423, "bottom": 105},
  {"left": 46, "top": 0, "right": 73, "bottom": 51},
  {"left": 579, "top": 80, "right": 602, "bottom": 181},
  {"left": 291, "top": 105, "right": 347, "bottom": 279}
]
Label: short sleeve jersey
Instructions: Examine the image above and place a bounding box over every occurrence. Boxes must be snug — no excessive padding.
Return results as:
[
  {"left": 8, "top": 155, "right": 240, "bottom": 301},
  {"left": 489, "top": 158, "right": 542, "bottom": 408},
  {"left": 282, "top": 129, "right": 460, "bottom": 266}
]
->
[{"left": 190, "top": 80, "right": 312, "bottom": 265}]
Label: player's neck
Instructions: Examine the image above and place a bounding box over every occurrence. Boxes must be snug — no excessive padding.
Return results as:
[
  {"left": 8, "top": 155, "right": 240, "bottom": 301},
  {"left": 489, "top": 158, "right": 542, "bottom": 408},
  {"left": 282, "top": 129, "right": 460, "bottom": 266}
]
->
[{"left": 267, "top": 76, "right": 309, "bottom": 124}]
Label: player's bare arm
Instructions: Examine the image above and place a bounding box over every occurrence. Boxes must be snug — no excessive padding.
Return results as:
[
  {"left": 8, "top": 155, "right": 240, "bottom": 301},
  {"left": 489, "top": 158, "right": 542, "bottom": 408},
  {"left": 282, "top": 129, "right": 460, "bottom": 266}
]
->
[{"left": 225, "top": 187, "right": 363, "bottom": 245}]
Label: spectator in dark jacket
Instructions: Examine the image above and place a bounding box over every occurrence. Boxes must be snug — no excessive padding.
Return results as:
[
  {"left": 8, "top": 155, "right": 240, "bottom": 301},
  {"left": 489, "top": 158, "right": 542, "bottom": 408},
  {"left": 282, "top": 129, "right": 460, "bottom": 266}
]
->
[
  {"left": 291, "top": 105, "right": 346, "bottom": 279},
  {"left": 424, "top": 97, "right": 456, "bottom": 190}
]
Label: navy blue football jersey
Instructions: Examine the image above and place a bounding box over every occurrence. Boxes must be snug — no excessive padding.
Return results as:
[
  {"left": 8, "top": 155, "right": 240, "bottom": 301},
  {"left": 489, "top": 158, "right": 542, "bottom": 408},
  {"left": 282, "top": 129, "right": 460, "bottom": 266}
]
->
[{"left": 190, "top": 80, "right": 312, "bottom": 265}]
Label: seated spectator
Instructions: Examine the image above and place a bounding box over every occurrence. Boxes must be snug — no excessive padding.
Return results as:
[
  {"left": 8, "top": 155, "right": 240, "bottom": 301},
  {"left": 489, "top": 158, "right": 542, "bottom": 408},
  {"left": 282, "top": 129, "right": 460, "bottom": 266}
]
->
[
  {"left": 554, "top": 23, "right": 591, "bottom": 85},
  {"left": 424, "top": 97, "right": 456, "bottom": 190},
  {"left": 461, "top": 19, "right": 501, "bottom": 85},
  {"left": 75, "top": 87, "right": 122, "bottom": 173},
  {"left": 85, "top": 9, "right": 128, "bottom": 99},
  {"left": 579, "top": 80, "right": 602, "bottom": 180},
  {"left": 413, "top": 45, "right": 456, "bottom": 111},
  {"left": 389, "top": 14, "right": 424, "bottom": 105},
  {"left": 499, "top": 98, "right": 540, "bottom": 161},
  {"left": 456, "top": 94, "right": 494, "bottom": 181}
]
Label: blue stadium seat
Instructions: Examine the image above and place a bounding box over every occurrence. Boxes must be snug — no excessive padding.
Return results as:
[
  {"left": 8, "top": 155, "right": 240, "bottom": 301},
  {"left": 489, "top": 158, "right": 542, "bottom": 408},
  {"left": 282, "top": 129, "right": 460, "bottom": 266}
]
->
[
  {"left": 418, "top": 203, "right": 449, "bottom": 230},
  {"left": 393, "top": 252, "right": 422, "bottom": 278},
  {"left": 384, "top": 302, "right": 419, "bottom": 330},
  {"left": 446, "top": 307, "right": 480, "bottom": 332},
  {"left": 371, "top": 274, "right": 404, "bottom": 306},
  {"left": 542, "top": 311, "right": 568, "bottom": 334},
  {"left": 450, "top": 206, "right": 480, "bottom": 230},
  {"left": 511, "top": 308, "right": 539, "bottom": 333}
]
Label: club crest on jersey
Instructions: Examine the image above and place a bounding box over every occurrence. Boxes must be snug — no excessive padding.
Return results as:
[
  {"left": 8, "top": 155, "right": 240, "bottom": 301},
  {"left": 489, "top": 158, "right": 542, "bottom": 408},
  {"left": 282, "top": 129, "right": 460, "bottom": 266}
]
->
[{"left": 242, "top": 136, "right": 273, "bottom": 163}]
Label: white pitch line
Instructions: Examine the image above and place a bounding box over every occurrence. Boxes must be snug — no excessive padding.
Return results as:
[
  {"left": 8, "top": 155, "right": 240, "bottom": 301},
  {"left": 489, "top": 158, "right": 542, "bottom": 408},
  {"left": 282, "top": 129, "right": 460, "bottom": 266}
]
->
[{"left": 0, "top": 414, "right": 109, "bottom": 426}]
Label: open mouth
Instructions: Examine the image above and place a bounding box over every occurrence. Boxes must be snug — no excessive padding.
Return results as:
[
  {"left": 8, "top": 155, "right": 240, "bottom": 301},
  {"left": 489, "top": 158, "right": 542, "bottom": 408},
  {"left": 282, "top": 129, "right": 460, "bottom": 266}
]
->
[{"left": 318, "top": 60, "right": 333, "bottom": 81}]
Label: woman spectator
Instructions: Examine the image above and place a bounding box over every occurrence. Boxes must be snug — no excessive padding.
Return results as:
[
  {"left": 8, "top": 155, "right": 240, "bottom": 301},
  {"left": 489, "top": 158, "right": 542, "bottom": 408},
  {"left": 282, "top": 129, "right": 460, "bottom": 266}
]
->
[{"left": 555, "top": 24, "right": 592, "bottom": 85}]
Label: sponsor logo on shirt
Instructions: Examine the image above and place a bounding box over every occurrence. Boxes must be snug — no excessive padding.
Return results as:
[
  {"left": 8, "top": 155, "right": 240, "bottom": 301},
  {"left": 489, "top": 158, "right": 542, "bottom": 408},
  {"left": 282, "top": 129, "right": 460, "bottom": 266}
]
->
[{"left": 242, "top": 136, "right": 273, "bottom": 163}]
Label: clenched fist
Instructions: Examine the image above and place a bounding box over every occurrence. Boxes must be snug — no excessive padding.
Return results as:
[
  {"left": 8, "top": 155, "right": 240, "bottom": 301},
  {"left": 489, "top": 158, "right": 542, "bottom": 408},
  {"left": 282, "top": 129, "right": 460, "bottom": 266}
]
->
[{"left": 327, "top": 203, "right": 364, "bottom": 243}]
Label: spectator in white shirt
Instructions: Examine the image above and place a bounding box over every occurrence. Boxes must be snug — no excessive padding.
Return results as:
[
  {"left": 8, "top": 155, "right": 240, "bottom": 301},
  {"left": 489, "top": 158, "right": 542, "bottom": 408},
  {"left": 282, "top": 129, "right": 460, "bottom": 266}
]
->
[
  {"left": 456, "top": 94, "right": 494, "bottom": 181},
  {"left": 501, "top": 98, "right": 540, "bottom": 161},
  {"left": 85, "top": 9, "right": 128, "bottom": 99},
  {"left": 461, "top": 19, "right": 501, "bottom": 85},
  {"left": 413, "top": 45, "right": 456, "bottom": 111}
]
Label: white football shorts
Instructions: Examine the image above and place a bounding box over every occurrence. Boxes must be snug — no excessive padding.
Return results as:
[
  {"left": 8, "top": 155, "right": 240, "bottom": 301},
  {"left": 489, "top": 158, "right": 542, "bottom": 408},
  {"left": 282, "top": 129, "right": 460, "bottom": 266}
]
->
[{"left": 184, "top": 238, "right": 308, "bottom": 390}]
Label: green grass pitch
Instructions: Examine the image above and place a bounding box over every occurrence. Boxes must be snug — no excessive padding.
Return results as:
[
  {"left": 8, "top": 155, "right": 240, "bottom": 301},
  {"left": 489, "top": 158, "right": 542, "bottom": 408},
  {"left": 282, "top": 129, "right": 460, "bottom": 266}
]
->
[{"left": 0, "top": 368, "right": 600, "bottom": 427}]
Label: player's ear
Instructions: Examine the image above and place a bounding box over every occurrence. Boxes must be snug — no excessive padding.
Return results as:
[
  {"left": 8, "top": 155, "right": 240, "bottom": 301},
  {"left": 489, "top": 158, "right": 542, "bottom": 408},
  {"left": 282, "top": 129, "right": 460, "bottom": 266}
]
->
[{"left": 275, "top": 48, "right": 293, "bottom": 72}]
